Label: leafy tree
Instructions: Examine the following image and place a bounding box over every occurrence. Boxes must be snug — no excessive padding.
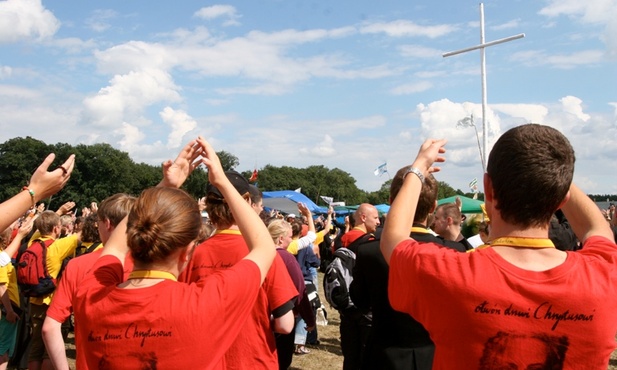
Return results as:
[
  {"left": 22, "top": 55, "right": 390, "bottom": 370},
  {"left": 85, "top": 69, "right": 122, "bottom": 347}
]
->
[
  {"left": 1, "top": 137, "right": 489, "bottom": 213},
  {"left": 367, "top": 179, "right": 391, "bottom": 205},
  {"left": 217, "top": 151, "right": 239, "bottom": 171}
]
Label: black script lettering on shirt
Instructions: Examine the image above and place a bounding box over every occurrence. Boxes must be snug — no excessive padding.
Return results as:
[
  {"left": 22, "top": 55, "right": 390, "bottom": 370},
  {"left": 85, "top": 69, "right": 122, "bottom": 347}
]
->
[
  {"left": 503, "top": 304, "right": 530, "bottom": 318},
  {"left": 192, "top": 260, "right": 235, "bottom": 271},
  {"left": 125, "top": 322, "right": 173, "bottom": 347},
  {"left": 534, "top": 302, "right": 595, "bottom": 330},
  {"left": 473, "top": 300, "right": 595, "bottom": 330},
  {"left": 475, "top": 300, "right": 502, "bottom": 315},
  {"left": 88, "top": 331, "right": 102, "bottom": 342}
]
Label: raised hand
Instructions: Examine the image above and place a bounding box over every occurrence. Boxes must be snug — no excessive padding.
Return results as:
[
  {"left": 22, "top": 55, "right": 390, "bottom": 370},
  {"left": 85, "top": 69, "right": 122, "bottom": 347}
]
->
[
  {"left": 158, "top": 139, "right": 205, "bottom": 189},
  {"left": 196, "top": 136, "right": 226, "bottom": 188},
  {"left": 28, "top": 153, "right": 75, "bottom": 201},
  {"left": 56, "top": 201, "right": 76, "bottom": 215},
  {"left": 412, "top": 139, "right": 447, "bottom": 176}
]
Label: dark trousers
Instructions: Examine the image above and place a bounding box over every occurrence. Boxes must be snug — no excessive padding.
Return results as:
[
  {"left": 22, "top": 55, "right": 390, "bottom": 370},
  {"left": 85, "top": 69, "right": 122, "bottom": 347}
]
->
[
  {"left": 275, "top": 331, "right": 295, "bottom": 370},
  {"left": 339, "top": 308, "right": 372, "bottom": 370}
]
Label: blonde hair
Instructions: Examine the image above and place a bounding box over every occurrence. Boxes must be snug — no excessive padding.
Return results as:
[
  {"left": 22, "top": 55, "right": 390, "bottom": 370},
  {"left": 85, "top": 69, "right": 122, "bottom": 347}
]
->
[{"left": 267, "top": 219, "right": 291, "bottom": 246}]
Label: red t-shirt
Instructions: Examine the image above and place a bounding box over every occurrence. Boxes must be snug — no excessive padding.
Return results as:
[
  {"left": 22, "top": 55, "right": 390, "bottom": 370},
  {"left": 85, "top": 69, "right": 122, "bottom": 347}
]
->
[
  {"left": 180, "top": 230, "right": 298, "bottom": 370},
  {"left": 389, "top": 235, "right": 617, "bottom": 369},
  {"left": 73, "top": 255, "right": 261, "bottom": 370},
  {"left": 47, "top": 250, "right": 134, "bottom": 323},
  {"left": 340, "top": 227, "right": 366, "bottom": 247}
]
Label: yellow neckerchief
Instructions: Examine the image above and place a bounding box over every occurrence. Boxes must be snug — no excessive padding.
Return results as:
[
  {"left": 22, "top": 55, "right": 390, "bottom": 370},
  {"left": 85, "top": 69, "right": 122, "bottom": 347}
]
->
[
  {"left": 470, "top": 236, "right": 555, "bottom": 253},
  {"left": 410, "top": 226, "right": 432, "bottom": 234},
  {"left": 214, "top": 229, "right": 241, "bottom": 236},
  {"left": 128, "top": 270, "right": 178, "bottom": 282}
]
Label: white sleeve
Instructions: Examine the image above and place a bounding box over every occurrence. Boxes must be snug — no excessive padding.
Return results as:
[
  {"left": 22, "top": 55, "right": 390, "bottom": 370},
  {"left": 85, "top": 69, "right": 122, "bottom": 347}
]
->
[
  {"left": 296, "top": 231, "right": 317, "bottom": 250},
  {"left": 0, "top": 251, "right": 11, "bottom": 267}
]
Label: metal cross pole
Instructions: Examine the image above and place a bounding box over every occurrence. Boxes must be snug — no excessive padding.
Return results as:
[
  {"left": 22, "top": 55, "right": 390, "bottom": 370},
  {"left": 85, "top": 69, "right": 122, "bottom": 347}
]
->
[{"left": 443, "top": 3, "right": 524, "bottom": 171}]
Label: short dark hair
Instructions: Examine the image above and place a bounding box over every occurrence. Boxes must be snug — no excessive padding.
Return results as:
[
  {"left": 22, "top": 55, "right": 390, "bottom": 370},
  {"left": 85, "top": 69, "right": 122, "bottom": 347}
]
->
[{"left": 487, "top": 124, "right": 575, "bottom": 227}]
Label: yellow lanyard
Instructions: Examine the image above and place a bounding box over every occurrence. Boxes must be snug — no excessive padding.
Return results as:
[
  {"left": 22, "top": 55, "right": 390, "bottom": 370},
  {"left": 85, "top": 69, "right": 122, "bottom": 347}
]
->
[
  {"left": 215, "top": 229, "right": 241, "bottom": 236},
  {"left": 128, "top": 270, "right": 178, "bottom": 282},
  {"left": 410, "top": 226, "right": 432, "bottom": 234},
  {"left": 475, "top": 236, "right": 555, "bottom": 251}
]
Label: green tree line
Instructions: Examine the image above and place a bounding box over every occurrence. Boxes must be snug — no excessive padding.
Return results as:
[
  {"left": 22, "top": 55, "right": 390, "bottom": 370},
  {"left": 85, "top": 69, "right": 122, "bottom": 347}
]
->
[{"left": 0, "top": 137, "right": 480, "bottom": 211}]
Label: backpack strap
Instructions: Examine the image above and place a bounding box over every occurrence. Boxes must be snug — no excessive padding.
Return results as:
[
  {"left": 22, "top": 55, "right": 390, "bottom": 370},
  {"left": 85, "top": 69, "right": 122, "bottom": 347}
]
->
[
  {"left": 85, "top": 242, "right": 102, "bottom": 254},
  {"left": 345, "top": 233, "right": 375, "bottom": 253},
  {"left": 37, "top": 239, "right": 53, "bottom": 279}
]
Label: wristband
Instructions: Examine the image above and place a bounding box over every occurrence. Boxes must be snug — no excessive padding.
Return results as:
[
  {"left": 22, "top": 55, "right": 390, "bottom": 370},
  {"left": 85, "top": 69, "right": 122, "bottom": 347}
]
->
[
  {"left": 22, "top": 187, "right": 35, "bottom": 209},
  {"left": 403, "top": 167, "right": 425, "bottom": 183}
]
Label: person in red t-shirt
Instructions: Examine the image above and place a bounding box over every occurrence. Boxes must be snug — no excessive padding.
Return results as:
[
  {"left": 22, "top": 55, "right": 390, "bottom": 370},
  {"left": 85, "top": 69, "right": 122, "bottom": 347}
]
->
[
  {"left": 43, "top": 193, "right": 137, "bottom": 370},
  {"left": 180, "top": 170, "right": 298, "bottom": 370},
  {"left": 340, "top": 203, "right": 380, "bottom": 248},
  {"left": 72, "top": 136, "right": 278, "bottom": 369},
  {"left": 381, "top": 124, "right": 617, "bottom": 369}
]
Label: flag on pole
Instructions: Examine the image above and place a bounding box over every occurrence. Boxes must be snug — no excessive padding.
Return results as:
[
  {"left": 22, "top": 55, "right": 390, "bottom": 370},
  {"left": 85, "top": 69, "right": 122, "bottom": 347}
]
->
[
  {"left": 469, "top": 177, "right": 479, "bottom": 193},
  {"left": 374, "top": 162, "right": 388, "bottom": 176},
  {"left": 320, "top": 196, "right": 334, "bottom": 205},
  {"left": 249, "top": 169, "right": 258, "bottom": 182}
]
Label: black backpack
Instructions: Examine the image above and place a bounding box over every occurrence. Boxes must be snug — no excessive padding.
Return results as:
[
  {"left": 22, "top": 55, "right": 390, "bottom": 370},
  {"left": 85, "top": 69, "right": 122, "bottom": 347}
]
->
[{"left": 322, "top": 247, "right": 356, "bottom": 311}]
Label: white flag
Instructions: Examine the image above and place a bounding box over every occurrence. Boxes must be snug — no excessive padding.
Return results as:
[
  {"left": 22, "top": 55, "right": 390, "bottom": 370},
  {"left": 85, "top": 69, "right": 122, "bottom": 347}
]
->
[
  {"left": 320, "top": 196, "right": 334, "bottom": 204},
  {"left": 294, "top": 187, "right": 302, "bottom": 193},
  {"left": 374, "top": 162, "right": 388, "bottom": 176}
]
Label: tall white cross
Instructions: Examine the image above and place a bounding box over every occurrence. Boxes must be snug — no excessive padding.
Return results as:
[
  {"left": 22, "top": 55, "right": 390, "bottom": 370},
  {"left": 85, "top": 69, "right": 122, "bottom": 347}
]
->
[{"left": 443, "top": 3, "right": 524, "bottom": 171}]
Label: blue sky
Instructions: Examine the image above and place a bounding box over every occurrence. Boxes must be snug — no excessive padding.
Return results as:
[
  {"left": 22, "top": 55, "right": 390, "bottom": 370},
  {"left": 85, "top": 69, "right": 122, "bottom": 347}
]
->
[{"left": 1, "top": 0, "right": 616, "bottom": 197}]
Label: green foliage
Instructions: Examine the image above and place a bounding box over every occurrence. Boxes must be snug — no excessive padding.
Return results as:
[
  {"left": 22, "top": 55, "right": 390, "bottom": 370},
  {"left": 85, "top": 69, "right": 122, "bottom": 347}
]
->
[
  {"left": 217, "top": 151, "right": 239, "bottom": 171},
  {"left": 0, "top": 138, "right": 211, "bottom": 210},
  {"left": 1, "top": 137, "right": 487, "bottom": 211},
  {"left": 253, "top": 164, "right": 368, "bottom": 205}
]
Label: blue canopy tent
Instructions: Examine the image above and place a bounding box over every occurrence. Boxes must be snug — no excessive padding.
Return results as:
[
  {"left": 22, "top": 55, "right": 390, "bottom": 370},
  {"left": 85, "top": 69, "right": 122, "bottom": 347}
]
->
[
  {"left": 437, "top": 195, "right": 484, "bottom": 214},
  {"left": 262, "top": 190, "right": 328, "bottom": 216}
]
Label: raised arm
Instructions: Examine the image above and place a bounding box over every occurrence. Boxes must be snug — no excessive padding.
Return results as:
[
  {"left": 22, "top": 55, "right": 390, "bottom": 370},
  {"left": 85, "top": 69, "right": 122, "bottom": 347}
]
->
[
  {"left": 0, "top": 214, "right": 36, "bottom": 267},
  {"left": 197, "top": 136, "right": 275, "bottom": 283},
  {"left": 0, "top": 153, "right": 74, "bottom": 233},
  {"left": 381, "top": 139, "right": 447, "bottom": 264},
  {"left": 561, "top": 184, "right": 614, "bottom": 243},
  {"left": 101, "top": 138, "right": 204, "bottom": 262}
]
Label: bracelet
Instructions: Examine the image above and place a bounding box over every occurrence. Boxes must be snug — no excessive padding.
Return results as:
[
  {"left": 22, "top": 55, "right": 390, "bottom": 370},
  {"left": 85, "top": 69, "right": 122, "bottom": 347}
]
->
[
  {"left": 22, "top": 186, "right": 35, "bottom": 209},
  {"left": 402, "top": 167, "right": 425, "bottom": 183}
]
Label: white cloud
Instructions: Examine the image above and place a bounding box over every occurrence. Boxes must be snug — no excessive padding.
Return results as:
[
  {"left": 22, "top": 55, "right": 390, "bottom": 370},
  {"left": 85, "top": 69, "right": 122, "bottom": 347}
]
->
[
  {"left": 390, "top": 81, "right": 433, "bottom": 95},
  {"left": 82, "top": 68, "right": 182, "bottom": 128},
  {"left": 560, "top": 96, "right": 591, "bottom": 122},
  {"left": 398, "top": 44, "right": 442, "bottom": 58},
  {"left": 194, "top": 5, "right": 241, "bottom": 26},
  {"left": 491, "top": 19, "right": 521, "bottom": 31},
  {"left": 360, "top": 20, "right": 456, "bottom": 38},
  {"left": 540, "top": 0, "right": 616, "bottom": 24},
  {"left": 511, "top": 49, "right": 605, "bottom": 68},
  {"left": 0, "top": 0, "right": 60, "bottom": 43},
  {"left": 85, "top": 9, "right": 118, "bottom": 32},
  {"left": 160, "top": 107, "right": 197, "bottom": 148},
  {"left": 301, "top": 134, "right": 336, "bottom": 157},
  {"left": 0, "top": 66, "right": 12, "bottom": 79},
  {"left": 94, "top": 41, "right": 175, "bottom": 74},
  {"left": 46, "top": 37, "right": 98, "bottom": 54},
  {"left": 540, "top": 0, "right": 617, "bottom": 56}
]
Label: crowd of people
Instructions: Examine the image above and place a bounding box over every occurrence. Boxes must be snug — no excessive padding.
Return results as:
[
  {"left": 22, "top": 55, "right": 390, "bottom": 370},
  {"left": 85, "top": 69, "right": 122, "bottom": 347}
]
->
[{"left": 0, "top": 124, "right": 616, "bottom": 369}]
